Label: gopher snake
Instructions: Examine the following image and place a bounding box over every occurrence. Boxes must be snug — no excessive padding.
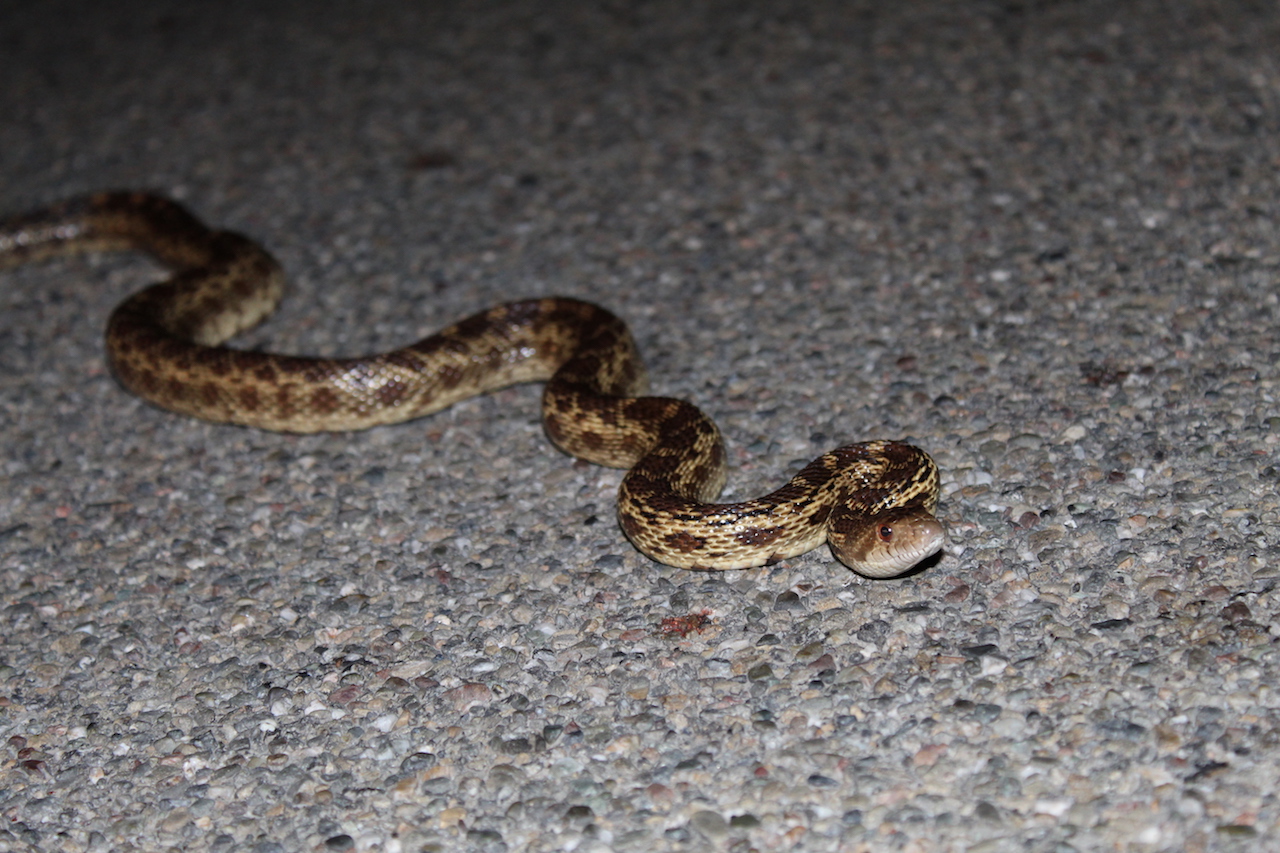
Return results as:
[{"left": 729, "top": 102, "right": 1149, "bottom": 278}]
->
[{"left": 0, "top": 192, "right": 944, "bottom": 575}]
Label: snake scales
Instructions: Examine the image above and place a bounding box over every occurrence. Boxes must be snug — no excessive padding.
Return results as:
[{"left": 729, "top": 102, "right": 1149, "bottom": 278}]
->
[{"left": 0, "top": 192, "right": 944, "bottom": 576}]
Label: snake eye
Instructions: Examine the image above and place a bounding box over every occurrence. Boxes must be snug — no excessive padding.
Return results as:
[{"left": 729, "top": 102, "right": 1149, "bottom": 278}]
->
[{"left": 878, "top": 524, "right": 894, "bottom": 541}]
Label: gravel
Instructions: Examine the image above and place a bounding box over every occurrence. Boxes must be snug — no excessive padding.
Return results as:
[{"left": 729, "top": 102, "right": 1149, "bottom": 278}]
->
[{"left": 2, "top": 1, "right": 1279, "bottom": 851}]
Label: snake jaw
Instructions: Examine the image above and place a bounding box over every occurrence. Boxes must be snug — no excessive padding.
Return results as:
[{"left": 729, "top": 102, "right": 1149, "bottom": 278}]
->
[{"left": 829, "top": 506, "right": 946, "bottom": 579}]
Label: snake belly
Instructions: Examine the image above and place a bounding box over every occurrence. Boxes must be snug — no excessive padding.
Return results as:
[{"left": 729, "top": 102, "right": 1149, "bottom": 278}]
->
[{"left": 0, "top": 191, "right": 945, "bottom": 575}]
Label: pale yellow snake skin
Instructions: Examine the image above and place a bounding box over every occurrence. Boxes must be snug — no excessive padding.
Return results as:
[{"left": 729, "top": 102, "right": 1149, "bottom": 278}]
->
[{"left": 0, "top": 192, "right": 945, "bottom": 576}]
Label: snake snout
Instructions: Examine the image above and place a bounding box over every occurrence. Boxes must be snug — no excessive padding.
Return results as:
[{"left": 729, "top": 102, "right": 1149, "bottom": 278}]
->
[{"left": 829, "top": 506, "right": 946, "bottom": 579}]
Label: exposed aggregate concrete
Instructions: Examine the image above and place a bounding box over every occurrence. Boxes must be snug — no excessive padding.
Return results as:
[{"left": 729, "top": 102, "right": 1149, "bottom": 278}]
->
[{"left": 2, "top": 2, "right": 1279, "bottom": 851}]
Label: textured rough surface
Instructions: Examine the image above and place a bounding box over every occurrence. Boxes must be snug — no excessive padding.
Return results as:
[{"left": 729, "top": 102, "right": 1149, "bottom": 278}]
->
[{"left": 2, "top": 1, "right": 1279, "bottom": 851}]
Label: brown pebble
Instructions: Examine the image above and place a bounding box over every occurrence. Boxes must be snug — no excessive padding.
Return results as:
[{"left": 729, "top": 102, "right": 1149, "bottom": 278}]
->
[
  {"left": 1202, "top": 585, "right": 1231, "bottom": 601},
  {"left": 1220, "top": 602, "right": 1251, "bottom": 622},
  {"left": 442, "top": 682, "right": 493, "bottom": 712},
  {"left": 645, "top": 782, "right": 675, "bottom": 805},
  {"left": 328, "top": 685, "right": 364, "bottom": 706},
  {"left": 808, "top": 653, "right": 836, "bottom": 671}
]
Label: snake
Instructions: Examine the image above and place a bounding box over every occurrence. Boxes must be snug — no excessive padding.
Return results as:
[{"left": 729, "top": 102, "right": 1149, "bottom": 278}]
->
[{"left": 0, "top": 191, "right": 945, "bottom": 576}]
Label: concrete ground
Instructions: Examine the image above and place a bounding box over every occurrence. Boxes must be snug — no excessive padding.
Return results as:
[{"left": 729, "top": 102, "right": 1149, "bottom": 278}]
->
[{"left": 2, "top": 1, "right": 1278, "bottom": 851}]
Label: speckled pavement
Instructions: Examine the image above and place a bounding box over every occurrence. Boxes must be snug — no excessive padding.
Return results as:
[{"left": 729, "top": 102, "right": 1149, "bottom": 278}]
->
[{"left": 2, "top": 2, "right": 1278, "bottom": 851}]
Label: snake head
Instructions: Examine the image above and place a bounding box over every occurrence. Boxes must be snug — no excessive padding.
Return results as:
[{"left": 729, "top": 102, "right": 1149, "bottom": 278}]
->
[{"left": 828, "top": 505, "right": 946, "bottom": 578}]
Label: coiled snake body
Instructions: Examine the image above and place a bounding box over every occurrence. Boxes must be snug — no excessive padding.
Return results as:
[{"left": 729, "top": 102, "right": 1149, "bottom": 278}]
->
[{"left": 1, "top": 192, "right": 944, "bottom": 576}]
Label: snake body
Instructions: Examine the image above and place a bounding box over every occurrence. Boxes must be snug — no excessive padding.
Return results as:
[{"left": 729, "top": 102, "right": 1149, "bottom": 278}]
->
[{"left": 1, "top": 192, "right": 944, "bottom": 575}]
